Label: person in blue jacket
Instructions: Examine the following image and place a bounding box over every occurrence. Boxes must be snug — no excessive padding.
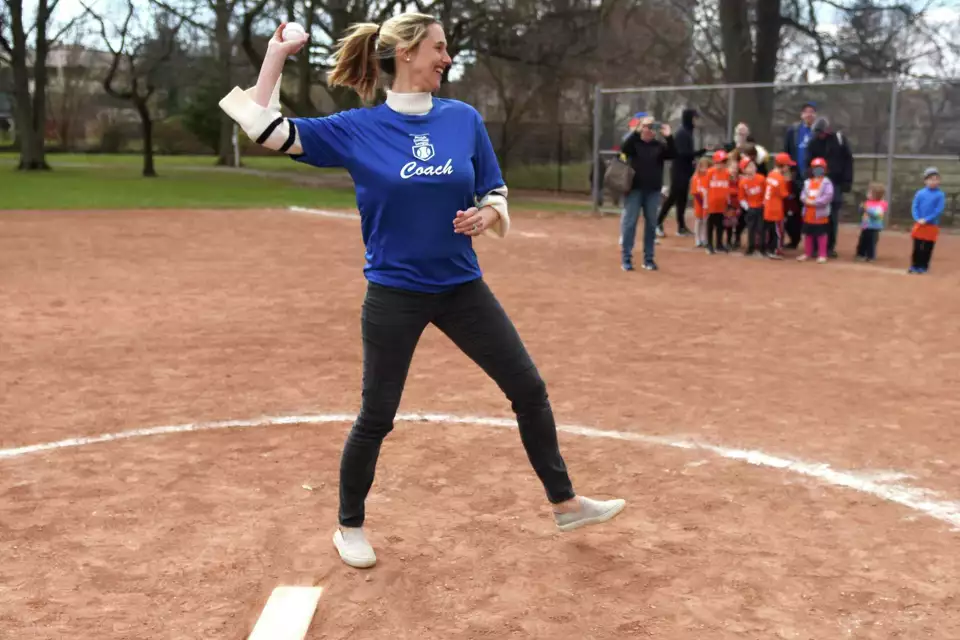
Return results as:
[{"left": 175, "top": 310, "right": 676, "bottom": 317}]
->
[
  {"left": 220, "top": 14, "right": 625, "bottom": 570},
  {"left": 909, "top": 167, "right": 946, "bottom": 274}
]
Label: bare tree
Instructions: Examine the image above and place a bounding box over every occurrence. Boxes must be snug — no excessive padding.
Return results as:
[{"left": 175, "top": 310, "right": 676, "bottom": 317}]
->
[
  {"left": 86, "top": 0, "right": 185, "bottom": 177},
  {"left": 2, "top": 0, "right": 54, "bottom": 169},
  {"left": 0, "top": 0, "right": 90, "bottom": 169}
]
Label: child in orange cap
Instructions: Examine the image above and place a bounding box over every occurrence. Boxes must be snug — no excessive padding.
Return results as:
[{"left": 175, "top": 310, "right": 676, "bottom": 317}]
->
[
  {"left": 763, "top": 153, "right": 795, "bottom": 259},
  {"left": 690, "top": 156, "right": 712, "bottom": 248},
  {"left": 704, "top": 150, "right": 731, "bottom": 254},
  {"left": 738, "top": 156, "right": 766, "bottom": 256}
]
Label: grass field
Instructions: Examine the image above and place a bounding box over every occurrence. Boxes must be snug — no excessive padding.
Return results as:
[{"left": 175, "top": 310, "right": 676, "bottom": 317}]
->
[{"left": 0, "top": 152, "right": 593, "bottom": 212}]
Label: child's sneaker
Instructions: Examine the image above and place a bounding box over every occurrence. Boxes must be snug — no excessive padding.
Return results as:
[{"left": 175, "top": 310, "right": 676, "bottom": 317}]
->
[
  {"left": 817, "top": 257, "right": 828, "bottom": 264},
  {"left": 767, "top": 252, "right": 784, "bottom": 261},
  {"left": 797, "top": 254, "right": 809, "bottom": 262},
  {"left": 554, "top": 496, "right": 627, "bottom": 532}
]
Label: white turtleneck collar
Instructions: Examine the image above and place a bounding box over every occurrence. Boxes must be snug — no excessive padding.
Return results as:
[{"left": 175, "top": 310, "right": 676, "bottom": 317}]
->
[{"left": 385, "top": 90, "right": 433, "bottom": 115}]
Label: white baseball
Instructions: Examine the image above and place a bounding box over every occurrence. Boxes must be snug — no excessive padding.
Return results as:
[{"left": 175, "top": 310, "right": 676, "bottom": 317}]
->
[{"left": 281, "top": 23, "right": 306, "bottom": 42}]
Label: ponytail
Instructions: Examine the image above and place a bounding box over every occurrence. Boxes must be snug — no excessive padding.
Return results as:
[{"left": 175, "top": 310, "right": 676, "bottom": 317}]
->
[
  {"left": 328, "top": 22, "right": 380, "bottom": 103},
  {"left": 328, "top": 13, "right": 438, "bottom": 104}
]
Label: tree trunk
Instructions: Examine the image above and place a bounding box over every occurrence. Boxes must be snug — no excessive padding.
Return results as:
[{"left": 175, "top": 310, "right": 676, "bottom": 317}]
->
[
  {"left": 9, "top": 0, "right": 50, "bottom": 170},
  {"left": 752, "top": 0, "right": 782, "bottom": 148},
  {"left": 719, "top": 0, "right": 784, "bottom": 148},
  {"left": 214, "top": 0, "right": 238, "bottom": 166},
  {"left": 136, "top": 98, "right": 157, "bottom": 177},
  {"left": 30, "top": 0, "right": 51, "bottom": 168}
]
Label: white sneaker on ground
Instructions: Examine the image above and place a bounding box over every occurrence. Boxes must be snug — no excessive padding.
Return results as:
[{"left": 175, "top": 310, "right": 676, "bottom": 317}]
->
[
  {"left": 554, "top": 496, "right": 627, "bottom": 532},
  {"left": 333, "top": 527, "right": 377, "bottom": 569}
]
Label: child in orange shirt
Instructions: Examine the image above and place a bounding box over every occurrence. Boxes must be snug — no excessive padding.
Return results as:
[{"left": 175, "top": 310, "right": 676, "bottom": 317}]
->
[
  {"left": 738, "top": 157, "right": 766, "bottom": 256},
  {"left": 798, "top": 157, "right": 834, "bottom": 263},
  {"left": 724, "top": 155, "right": 740, "bottom": 249},
  {"left": 763, "top": 153, "right": 795, "bottom": 259},
  {"left": 690, "top": 157, "right": 711, "bottom": 248},
  {"left": 704, "top": 150, "right": 731, "bottom": 254}
]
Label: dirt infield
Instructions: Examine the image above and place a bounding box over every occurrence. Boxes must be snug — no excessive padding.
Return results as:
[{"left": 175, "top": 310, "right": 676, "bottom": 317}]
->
[{"left": 2, "top": 208, "right": 959, "bottom": 639}]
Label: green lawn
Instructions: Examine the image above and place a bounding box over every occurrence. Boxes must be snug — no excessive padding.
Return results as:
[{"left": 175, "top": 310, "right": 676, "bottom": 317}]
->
[
  {"left": 0, "top": 152, "right": 335, "bottom": 175},
  {"left": 0, "top": 153, "right": 593, "bottom": 212},
  {"left": 0, "top": 164, "right": 358, "bottom": 210}
]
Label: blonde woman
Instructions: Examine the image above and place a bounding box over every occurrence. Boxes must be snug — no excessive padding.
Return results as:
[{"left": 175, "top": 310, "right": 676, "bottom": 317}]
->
[{"left": 219, "top": 14, "right": 625, "bottom": 569}]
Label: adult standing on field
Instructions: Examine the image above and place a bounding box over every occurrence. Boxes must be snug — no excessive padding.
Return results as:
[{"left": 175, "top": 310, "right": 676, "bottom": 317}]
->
[
  {"left": 656, "top": 108, "right": 705, "bottom": 238},
  {"left": 219, "top": 14, "right": 625, "bottom": 570},
  {"left": 619, "top": 115, "right": 676, "bottom": 271},
  {"left": 806, "top": 116, "right": 854, "bottom": 258},
  {"left": 783, "top": 102, "right": 818, "bottom": 248}
]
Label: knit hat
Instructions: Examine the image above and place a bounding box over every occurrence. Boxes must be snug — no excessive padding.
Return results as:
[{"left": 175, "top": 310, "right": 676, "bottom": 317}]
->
[
  {"left": 812, "top": 117, "right": 829, "bottom": 133},
  {"left": 924, "top": 167, "right": 940, "bottom": 179}
]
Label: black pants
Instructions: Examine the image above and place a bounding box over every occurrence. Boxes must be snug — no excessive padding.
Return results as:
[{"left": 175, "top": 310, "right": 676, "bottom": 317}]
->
[
  {"left": 657, "top": 178, "right": 691, "bottom": 231},
  {"left": 339, "top": 279, "right": 576, "bottom": 527},
  {"left": 827, "top": 198, "right": 843, "bottom": 253},
  {"left": 856, "top": 229, "right": 879, "bottom": 260},
  {"left": 707, "top": 213, "right": 725, "bottom": 251},
  {"left": 785, "top": 180, "right": 803, "bottom": 247},
  {"left": 912, "top": 239, "right": 935, "bottom": 270},
  {"left": 744, "top": 208, "right": 763, "bottom": 253},
  {"left": 763, "top": 220, "right": 783, "bottom": 254}
]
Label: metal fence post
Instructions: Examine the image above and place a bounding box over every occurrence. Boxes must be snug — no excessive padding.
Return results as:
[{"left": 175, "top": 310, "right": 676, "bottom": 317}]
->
[
  {"left": 591, "top": 85, "right": 603, "bottom": 213},
  {"left": 885, "top": 79, "right": 898, "bottom": 228},
  {"left": 726, "top": 87, "right": 735, "bottom": 141}
]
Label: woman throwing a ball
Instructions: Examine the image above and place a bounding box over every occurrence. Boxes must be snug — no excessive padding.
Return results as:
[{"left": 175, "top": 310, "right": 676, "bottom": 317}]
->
[{"left": 220, "top": 13, "right": 625, "bottom": 569}]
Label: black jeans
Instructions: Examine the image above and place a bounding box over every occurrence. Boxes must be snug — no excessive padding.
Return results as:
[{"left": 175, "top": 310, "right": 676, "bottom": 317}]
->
[
  {"left": 785, "top": 179, "right": 803, "bottom": 247},
  {"left": 657, "top": 178, "right": 691, "bottom": 231},
  {"left": 339, "top": 279, "right": 576, "bottom": 527},
  {"left": 912, "top": 239, "right": 935, "bottom": 270},
  {"left": 744, "top": 208, "right": 763, "bottom": 253},
  {"left": 763, "top": 220, "right": 783, "bottom": 254},
  {"left": 707, "top": 213, "right": 725, "bottom": 251},
  {"left": 856, "top": 229, "right": 879, "bottom": 260}
]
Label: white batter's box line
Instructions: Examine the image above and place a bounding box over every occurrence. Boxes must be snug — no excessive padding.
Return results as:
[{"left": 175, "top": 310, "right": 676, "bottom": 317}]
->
[
  {"left": 1, "top": 412, "right": 958, "bottom": 531},
  {"left": 288, "top": 206, "right": 359, "bottom": 220}
]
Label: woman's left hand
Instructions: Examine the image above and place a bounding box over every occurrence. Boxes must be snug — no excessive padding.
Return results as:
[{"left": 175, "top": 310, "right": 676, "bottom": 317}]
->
[{"left": 454, "top": 206, "right": 500, "bottom": 236}]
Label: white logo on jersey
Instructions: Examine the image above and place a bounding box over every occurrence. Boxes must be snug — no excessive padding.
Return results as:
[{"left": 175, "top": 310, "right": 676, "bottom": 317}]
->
[
  {"left": 401, "top": 159, "right": 454, "bottom": 179},
  {"left": 411, "top": 134, "right": 435, "bottom": 161}
]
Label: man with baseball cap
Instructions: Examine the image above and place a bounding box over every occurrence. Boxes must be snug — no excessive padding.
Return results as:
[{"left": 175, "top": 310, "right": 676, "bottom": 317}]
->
[{"left": 782, "top": 102, "right": 818, "bottom": 247}]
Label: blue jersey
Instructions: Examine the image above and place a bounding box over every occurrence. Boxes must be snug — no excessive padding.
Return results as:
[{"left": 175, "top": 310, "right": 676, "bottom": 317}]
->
[{"left": 291, "top": 99, "right": 505, "bottom": 293}]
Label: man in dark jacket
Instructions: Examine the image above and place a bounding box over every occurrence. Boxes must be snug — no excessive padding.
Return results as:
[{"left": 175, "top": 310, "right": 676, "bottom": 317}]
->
[
  {"left": 783, "top": 102, "right": 818, "bottom": 248},
  {"left": 806, "top": 116, "right": 853, "bottom": 257},
  {"left": 620, "top": 116, "right": 677, "bottom": 271},
  {"left": 657, "top": 108, "right": 704, "bottom": 237}
]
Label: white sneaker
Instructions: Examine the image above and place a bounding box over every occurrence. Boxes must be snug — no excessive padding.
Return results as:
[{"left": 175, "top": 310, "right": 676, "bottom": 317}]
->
[
  {"left": 333, "top": 527, "right": 377, "bottom": 569},
  {"left": 554, "top": 496, "right": 626, "bottom": 532}
]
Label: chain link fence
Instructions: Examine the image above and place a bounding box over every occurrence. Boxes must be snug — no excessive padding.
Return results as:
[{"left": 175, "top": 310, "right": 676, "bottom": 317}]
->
[{"left": 592, "top": 78, "right": 960, "bottom": 227}]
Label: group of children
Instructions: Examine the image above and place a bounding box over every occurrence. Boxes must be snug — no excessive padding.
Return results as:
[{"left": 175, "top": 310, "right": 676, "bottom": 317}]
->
[{"left": 685, "top": 151, "right": 947, "bottom": 273}]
